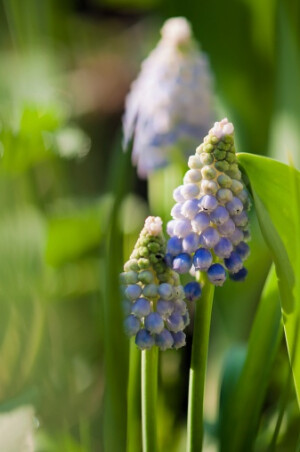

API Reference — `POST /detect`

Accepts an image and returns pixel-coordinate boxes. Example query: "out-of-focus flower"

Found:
[123,17,213,178]
[166,118,251,286]
[120,216,201,350]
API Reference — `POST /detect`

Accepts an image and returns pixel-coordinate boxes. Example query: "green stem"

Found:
[127,339,141,452]
[141,347,159,452]
[187,274,215,452]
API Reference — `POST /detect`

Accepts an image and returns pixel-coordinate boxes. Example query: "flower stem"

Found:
[187,274,215,452]
[126,339,141,452]
[141,346,159,452]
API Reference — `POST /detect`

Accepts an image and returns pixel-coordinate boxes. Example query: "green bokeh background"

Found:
[0,0,299,450]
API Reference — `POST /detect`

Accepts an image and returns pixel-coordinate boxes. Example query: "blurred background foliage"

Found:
[0,0,299,451]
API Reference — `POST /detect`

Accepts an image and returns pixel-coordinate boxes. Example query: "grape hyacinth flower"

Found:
[120,217,201,351]
[167,118,251,286]
[123,17,213,178]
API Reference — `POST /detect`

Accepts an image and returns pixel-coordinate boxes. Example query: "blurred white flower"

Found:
[123,17,213,178]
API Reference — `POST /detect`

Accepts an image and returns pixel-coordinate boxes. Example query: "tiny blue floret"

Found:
[184,281,202,301]
[172,253,192,274]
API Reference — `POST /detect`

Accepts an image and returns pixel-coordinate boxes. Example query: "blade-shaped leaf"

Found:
[237,152,300,406]
[219,265,282,451]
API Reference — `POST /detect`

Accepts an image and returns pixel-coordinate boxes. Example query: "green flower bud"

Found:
[138,270,154,284]
[188,155,202,169]
[201,165,216,180]
[215,160,230,172]
[217,188,233,203]
[200,152,214,165]
[124,259,139,272]
[143,284,158,298]
[231,179,243,194]
[225,152,236,163]
[147,241,160,253]
[213,149,226,160]
[203,143,214,153]
[138,258,150,269]
[201,180,218,195]
[217,174,232,188]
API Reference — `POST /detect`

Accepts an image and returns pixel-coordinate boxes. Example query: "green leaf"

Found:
[237,152,300,406]
[45,195,113,266]
[219,265,282,451]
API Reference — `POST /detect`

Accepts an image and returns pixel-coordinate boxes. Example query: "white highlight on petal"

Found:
[144,216,163,236]
[160,17,192,46]
[209,118,234,139]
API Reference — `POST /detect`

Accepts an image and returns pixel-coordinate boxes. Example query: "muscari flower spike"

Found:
[120,216,201,350]
[166,118,251,286]
[123,17,213,178]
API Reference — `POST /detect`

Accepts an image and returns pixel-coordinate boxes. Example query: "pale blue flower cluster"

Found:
[166,119,251,286]
[123,17,213,178]
[120,217,201,350]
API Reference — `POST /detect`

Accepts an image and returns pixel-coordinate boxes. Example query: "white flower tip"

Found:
[161,17,192,46]
[144,216,163,236]
[209,117,234,139]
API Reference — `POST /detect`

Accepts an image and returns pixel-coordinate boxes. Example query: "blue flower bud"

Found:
[210,206,229,225]
[167,219,177,236]
[124,315,140,336]
[166,312,185,332]
[184,169,202,183]
[158,283,173,300]
[182,233,200,253]
[182,311,190,327]
[171,203,184,219]
[217,218,235,236]
[135,329,155,349]
[172,253,192,274]
[199,194,218,212]
[181,183,200,200]
[193,248,213,271]
[229,228,244,246]
[122,299,132,316]
[214,237,233,258]
[173,186,185,203]
[155,329,174,350]
[226,197,243,216]
[173,219,192,238]
[207,263,226,286]
[125,284,142,301]
[229,267,248,281]
[132,298,151,318]
[145,312,164,334]
[172,331,186,349]
[165,253,174,267]
[184,281,202,301]
[167,236,182,255]
[173,299,187,315]
[224,251,243,273]
[191,212,210,233]
[143,284,158,298]
[200,226,220,248]
[182,199,200,219]
[233,211,248,228]
[173,285,185,298]
[235,241,250,260]
[157,299,174,317]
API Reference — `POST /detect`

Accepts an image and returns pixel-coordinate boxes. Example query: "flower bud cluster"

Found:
[120,217,201,350]
[123,17,213,178]
[167,118,251,286]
